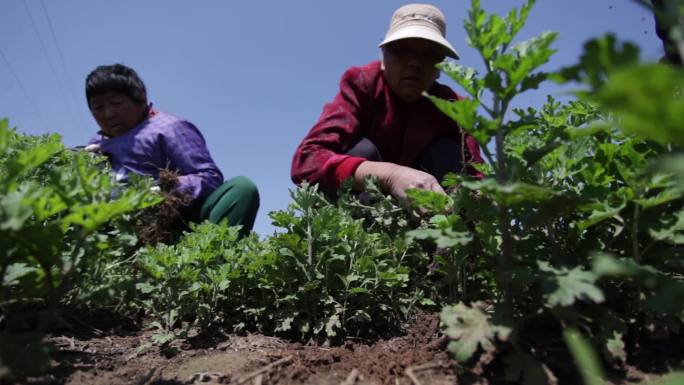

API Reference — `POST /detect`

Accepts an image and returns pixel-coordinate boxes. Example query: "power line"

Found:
[22,0,83,136]
[0,47,50,129]
[39,0,89,137]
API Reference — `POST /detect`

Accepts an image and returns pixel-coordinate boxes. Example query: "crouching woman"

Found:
[84,63,259,236]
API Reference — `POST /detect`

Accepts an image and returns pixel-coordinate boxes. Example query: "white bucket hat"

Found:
[378,3,459,59]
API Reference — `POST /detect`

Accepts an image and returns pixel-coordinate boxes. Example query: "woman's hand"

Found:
[84,144,101,153]
[353,161,445,204]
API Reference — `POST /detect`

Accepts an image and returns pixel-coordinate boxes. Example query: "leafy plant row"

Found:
[409,0,684,382]
[0,125,440,377]
[134,180,437,345]
[0,122,160,376]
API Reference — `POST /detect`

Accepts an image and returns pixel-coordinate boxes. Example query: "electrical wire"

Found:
[39,0,89,136]
[0,47,50,129]
[22,0,83,136]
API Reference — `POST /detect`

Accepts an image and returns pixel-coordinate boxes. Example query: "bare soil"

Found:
[6,312,683,385]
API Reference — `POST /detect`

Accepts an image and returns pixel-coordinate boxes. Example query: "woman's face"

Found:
[382,38,446,103]
[88,92,148,137]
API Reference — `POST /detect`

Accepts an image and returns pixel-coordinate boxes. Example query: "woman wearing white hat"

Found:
[291,4,483,202]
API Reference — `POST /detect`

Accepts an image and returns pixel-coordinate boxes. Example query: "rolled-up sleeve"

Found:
[160,121,224,202]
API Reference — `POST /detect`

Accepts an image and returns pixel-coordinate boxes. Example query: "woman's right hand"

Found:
[353,161,446,204]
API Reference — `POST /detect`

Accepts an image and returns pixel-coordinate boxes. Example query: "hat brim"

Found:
[379,25,459,59]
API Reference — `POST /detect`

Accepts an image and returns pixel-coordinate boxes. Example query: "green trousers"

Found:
[199,176,260,237]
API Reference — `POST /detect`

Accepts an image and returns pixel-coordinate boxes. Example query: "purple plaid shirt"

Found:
[88,109,224,203]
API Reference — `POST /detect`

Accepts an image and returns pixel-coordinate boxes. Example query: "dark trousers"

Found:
[346,137,463,182]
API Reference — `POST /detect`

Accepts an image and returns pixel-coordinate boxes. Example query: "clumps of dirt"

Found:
[136,169,192,246]
[276,312,454,385]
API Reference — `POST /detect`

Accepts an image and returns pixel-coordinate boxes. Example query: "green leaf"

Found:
[441,302,511,362]
[592,253,659,278]
[408,227,472,249]
[636,187,681,210]
[657,155,684,191]
[276,316,295,332]
[408,212,472,249]
[593,64,684,147]
[465,3,508,61]
[464,0,535,63]
[0,190,34,230]
[136,282,156,294]
[563,328,605,385]
[519,72,548,93]
[426,95,480,134]
[420,298,437,307]
[604,331,626,367]
[2,263,38,286]
[494,31,558,98]
[577,201,626,230]
[650,209,684,245]
[62,188,160,231]
[437,62,484,98]
[0,118,9,155]
[539,262,604,307]
[494,182,559,205]
[553,34,640,90]
[466,179,560,206]
[151,332,176,345]
[405,188,452,213]
[3,139,63,183]
[484,71,505,96]
[653,372,684,385]
[350,310,371,323]
[325,314,342,337]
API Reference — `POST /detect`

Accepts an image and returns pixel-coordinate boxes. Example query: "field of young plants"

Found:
[2,1,684,384]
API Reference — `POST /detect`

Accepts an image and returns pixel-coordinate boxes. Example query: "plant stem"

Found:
[480,145,496,169]
[494,95,513,317]
[632,203,640,263]
[39,261,58,335]
[0,262,8,314]
[498,205,514,317]
[493,97,511,181]
[460,261,467,299]
[548,220,561,264]
[495,130,506,182]
[307,215,313,266]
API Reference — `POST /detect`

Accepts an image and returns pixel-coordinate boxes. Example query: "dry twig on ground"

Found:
[235,356,293,385]
[405,362,443,385]
[341,368,359,385]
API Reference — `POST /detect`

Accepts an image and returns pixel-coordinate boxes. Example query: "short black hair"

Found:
[85,64,147,107]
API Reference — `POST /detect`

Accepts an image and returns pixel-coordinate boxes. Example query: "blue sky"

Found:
[0,0,662,236]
